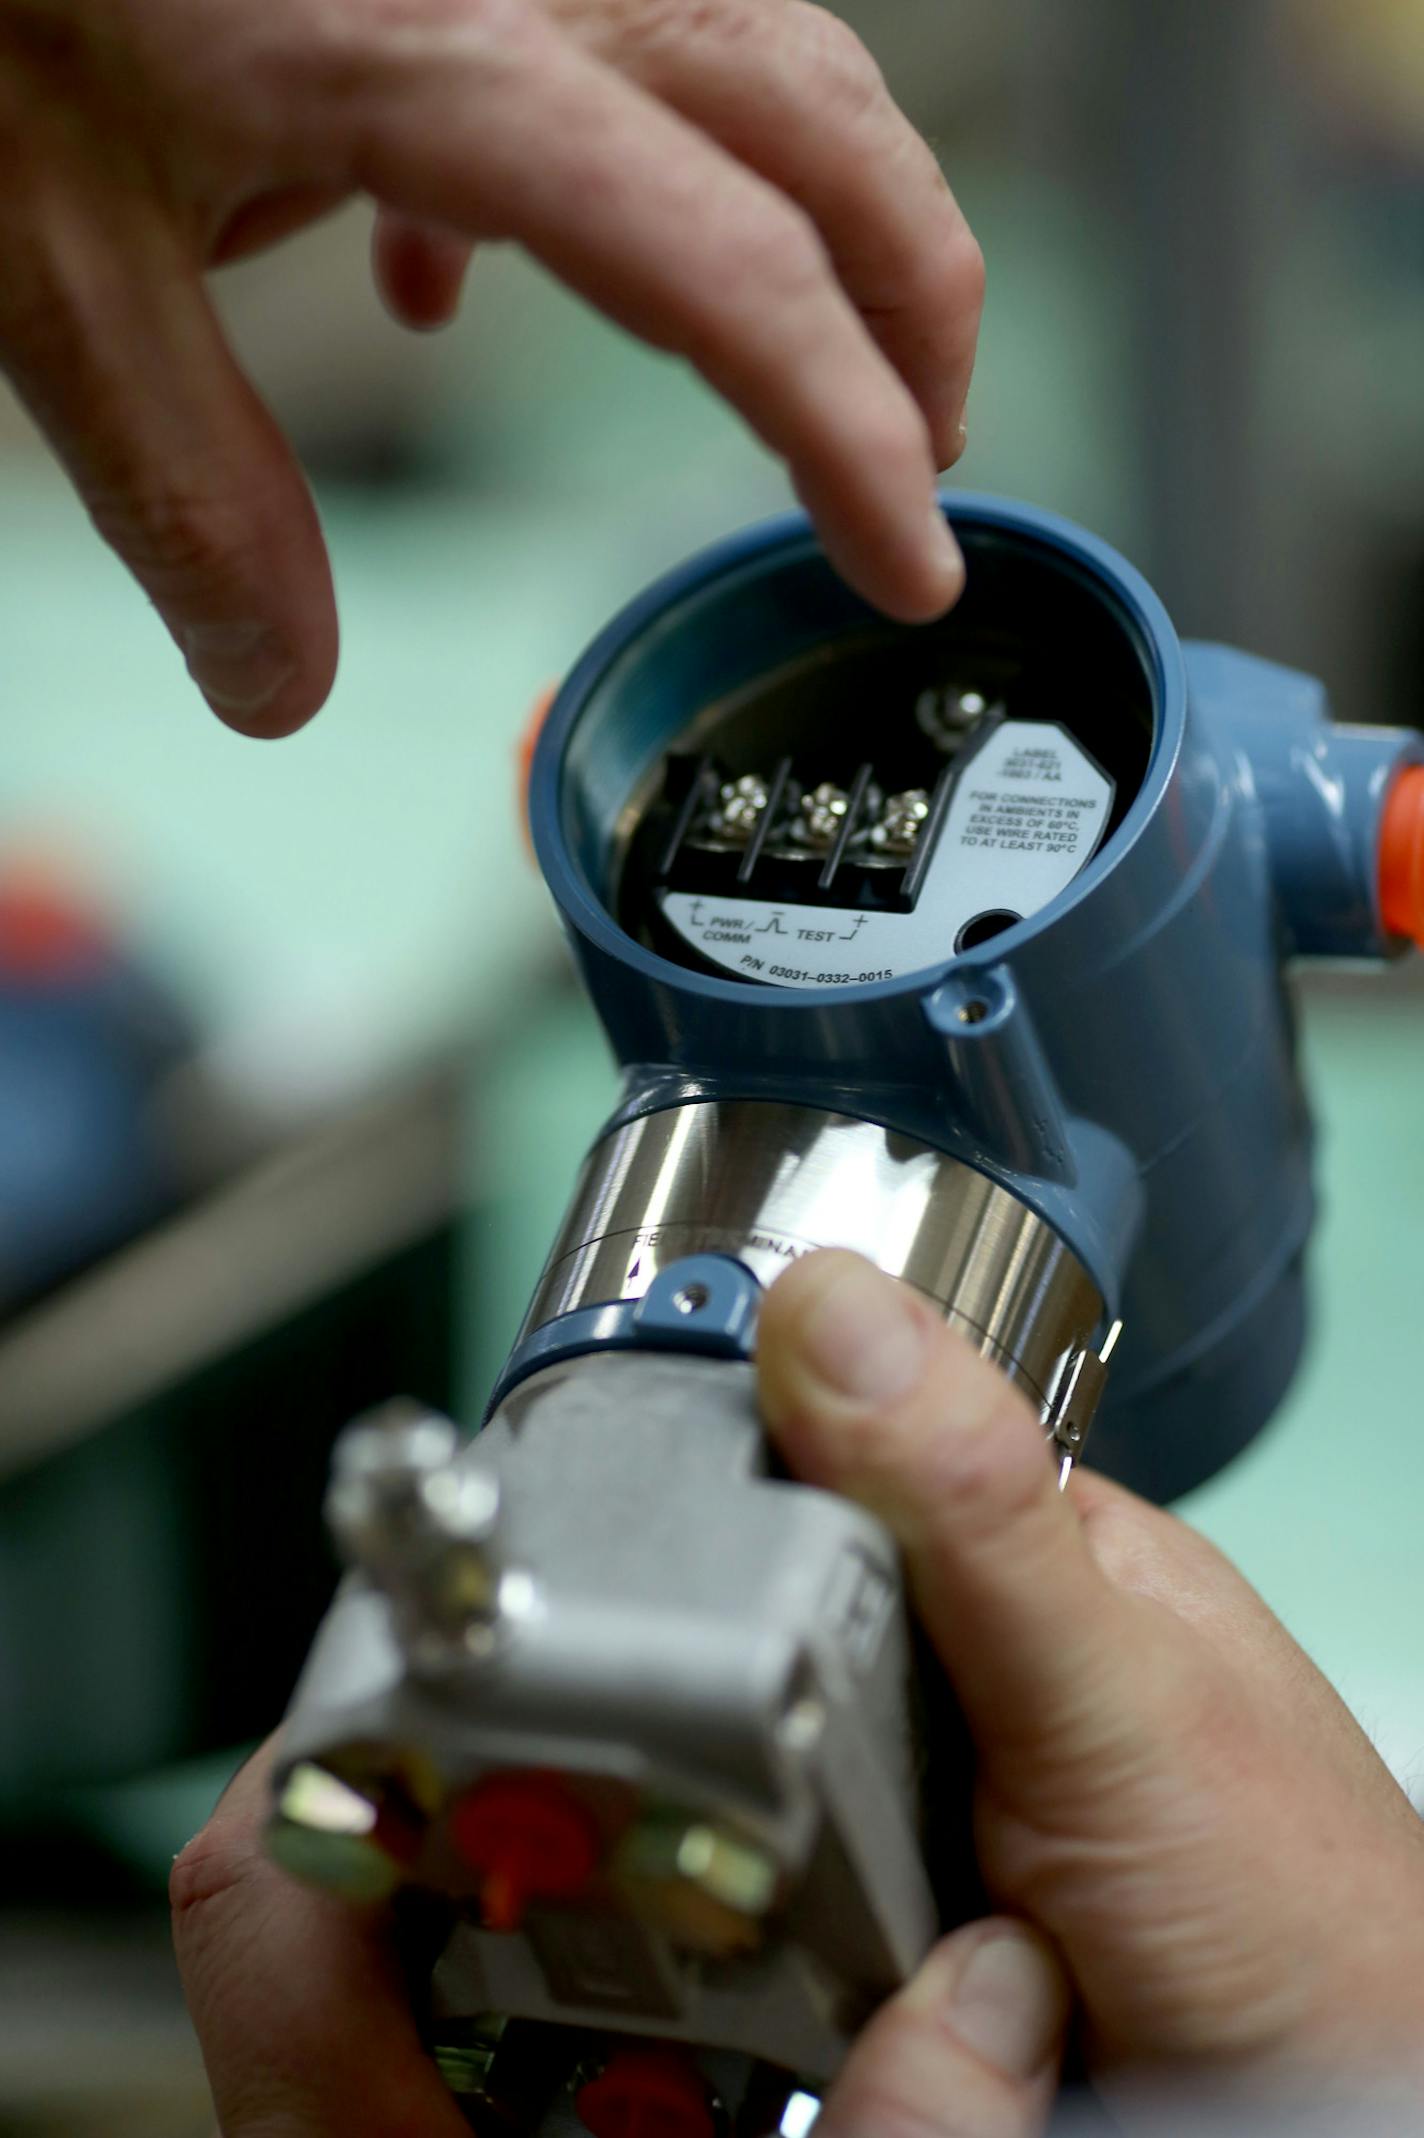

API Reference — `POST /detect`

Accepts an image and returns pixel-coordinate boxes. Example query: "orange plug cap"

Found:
[448,1772,598,1932]
[1380,765,1424,950]
[576,2047,716,2138]
[516,684,558,854]
[0,865,111,983]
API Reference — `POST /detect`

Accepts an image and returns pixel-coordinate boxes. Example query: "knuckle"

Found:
[753,192,826,279]
[361,0,532,44]
[85,478,255,609]
[934,1413,1046,1533]
[824,1393,927,1491]
[833,2075,969,2138]
[169,1819,261,1927]
[299,0,535,129]
[919,1369,1049,1526]
[851,391,933,476]
[834,1997,1015,2138]
[949,226,987,316]
[620,0,758,50]
[607,0,769,66]
[900,219,985,337]
[828,1342,1032,1512]
[787,2,888,126]
[0,246,271,620]
[730,196,831,308]
[0,221,90,373]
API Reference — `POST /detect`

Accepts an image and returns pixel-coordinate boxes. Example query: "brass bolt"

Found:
[614,1813,782,1955]
[433,2044,499,2097]
[264,1763,403,1904]
[672,1824,779,1916]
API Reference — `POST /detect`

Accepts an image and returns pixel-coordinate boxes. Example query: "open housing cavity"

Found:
[606,526,1155,989]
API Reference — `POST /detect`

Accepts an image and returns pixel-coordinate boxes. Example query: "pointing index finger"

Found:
[561,0,986,466]
[334,0,963,619]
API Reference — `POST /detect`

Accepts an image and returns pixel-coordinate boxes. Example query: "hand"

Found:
[173,1740,1070,2135]
[758,1251,1424,2115]
[0,0,981,736]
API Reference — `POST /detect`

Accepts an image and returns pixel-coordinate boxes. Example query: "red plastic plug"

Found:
[576,2047,716,2138]
[447,1772,598,1932]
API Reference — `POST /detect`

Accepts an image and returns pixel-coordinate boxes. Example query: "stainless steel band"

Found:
[521,1100,1109,1426]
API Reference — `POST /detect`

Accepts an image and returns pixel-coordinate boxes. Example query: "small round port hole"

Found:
[954,909,1022,956]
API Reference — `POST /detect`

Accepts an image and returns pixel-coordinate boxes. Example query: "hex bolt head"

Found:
[614,1813,782,1955]
[672,1823,780,1916]
[324,1400,504,1643]
[326,1400,466,1556]
[263,1762,404,1904]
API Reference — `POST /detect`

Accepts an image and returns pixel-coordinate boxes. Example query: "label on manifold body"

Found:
[659,721,1113,990]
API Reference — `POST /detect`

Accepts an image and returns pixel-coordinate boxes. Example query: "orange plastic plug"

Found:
[1380,765,1424,949]
[517,684,558,856]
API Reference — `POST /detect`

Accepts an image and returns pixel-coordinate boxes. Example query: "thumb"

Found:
[2,197,336,736]
[758,1250,1132,1773]
[820,1917,1070,2138]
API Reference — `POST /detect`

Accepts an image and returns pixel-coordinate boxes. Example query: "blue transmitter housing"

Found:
[515,496,1422,1502]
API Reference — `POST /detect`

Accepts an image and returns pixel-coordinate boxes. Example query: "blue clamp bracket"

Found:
[487,1254,762,1415]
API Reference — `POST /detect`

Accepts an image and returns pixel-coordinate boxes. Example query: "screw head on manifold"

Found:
[613,1812,782,1956]
[325,1400,504,1652]
[263,1762,406,1903]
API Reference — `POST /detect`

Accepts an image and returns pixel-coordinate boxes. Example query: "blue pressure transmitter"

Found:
[270,498,1424,2137]
[513,492,1424,1502]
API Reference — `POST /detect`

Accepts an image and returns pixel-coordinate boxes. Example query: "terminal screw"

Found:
[870,789,931,854]
[793,782,851,850]
[916,682,998,751]
[711,773,770,843]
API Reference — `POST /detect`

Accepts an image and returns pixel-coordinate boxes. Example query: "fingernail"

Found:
[922,1928,1069,2081]
[926,505,965,595]
[796,1256,929,1404]
[183,622,297,717]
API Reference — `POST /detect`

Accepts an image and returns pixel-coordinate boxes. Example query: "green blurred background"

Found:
[0,1,1421,2128]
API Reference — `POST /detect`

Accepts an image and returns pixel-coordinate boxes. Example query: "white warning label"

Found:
[660,721,1112,990]
[937,722,1113,919]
